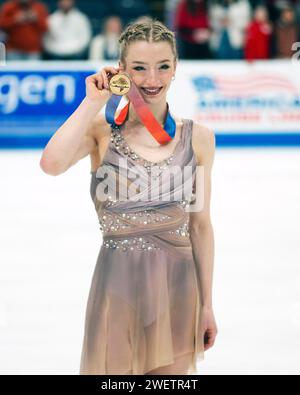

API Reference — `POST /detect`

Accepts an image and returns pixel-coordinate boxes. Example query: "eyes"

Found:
[132,64,170,71]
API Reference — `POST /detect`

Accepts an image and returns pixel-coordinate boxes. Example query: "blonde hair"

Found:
[118,17,178,66]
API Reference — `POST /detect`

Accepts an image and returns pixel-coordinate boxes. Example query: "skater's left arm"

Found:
[189,122,217,351]
[189,122,215,310]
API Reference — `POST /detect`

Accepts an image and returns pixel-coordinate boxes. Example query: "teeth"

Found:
[143,87,161,94]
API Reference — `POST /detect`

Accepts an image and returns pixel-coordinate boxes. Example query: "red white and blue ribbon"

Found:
[105,74,176,145]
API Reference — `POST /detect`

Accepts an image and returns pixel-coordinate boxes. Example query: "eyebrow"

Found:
[132,59,171,64]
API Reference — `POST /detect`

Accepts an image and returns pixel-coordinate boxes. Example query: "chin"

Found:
[144,96,162,103]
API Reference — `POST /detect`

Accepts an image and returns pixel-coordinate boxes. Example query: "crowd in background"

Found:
[0,0,299,61]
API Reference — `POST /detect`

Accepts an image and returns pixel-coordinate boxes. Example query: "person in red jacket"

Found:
[0,0,48,60]
[244,5,273,60]
[174,0,212,59]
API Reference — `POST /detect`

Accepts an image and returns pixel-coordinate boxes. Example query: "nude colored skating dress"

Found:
[79,118,205,374]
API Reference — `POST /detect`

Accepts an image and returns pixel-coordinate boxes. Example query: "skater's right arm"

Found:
[39,66,119,176]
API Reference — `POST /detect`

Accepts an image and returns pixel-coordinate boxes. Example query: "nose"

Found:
[144,68,160,86]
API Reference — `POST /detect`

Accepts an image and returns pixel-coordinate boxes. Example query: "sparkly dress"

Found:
[79,118,205,375]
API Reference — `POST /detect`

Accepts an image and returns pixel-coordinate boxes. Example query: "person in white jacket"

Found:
[42,0,92,60]
[209,0,251,59]
[88,16,122,61]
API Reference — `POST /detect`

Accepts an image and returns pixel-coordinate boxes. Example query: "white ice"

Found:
[0,148,299,374]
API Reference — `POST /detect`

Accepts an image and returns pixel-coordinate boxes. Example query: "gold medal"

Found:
[109,73,131,95]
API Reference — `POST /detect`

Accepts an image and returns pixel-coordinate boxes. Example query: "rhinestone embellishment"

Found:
[168,218,190,237]
[111,126,175,179]
[98,209,172,233]
[103,236,161,251]
[99,208,190,251]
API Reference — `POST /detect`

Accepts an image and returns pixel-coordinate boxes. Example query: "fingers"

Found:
[101,66,119,89]
[203,329,217,351]
[86,66,121,97]
[101,69,109,89]
[86,74,103,91]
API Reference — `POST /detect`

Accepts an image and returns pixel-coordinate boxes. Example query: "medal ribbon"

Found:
[105,73,176,145]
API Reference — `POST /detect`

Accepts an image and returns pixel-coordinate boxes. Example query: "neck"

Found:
[127,100,168,127]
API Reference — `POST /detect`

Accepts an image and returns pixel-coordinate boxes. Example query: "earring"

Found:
[172,75,175,81]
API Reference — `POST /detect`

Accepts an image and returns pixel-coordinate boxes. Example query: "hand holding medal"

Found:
[105,70,176,145]
[85,66,120,102]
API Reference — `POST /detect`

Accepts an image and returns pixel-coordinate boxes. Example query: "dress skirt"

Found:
[79,242,205,375]
[79,118,205,374]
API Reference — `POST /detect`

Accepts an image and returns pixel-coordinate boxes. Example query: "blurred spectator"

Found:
[263,0,300,22]
[174,0,212,59]
[244,5,273,60]
[164,0,182,30]
[275,4,300,57]
[89,16,122,61]
[42,0,92,60]
[0,0,48,60]
[111,0,151,27]
[209,0,251,59]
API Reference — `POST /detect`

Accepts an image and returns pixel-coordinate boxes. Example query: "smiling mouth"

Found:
[141,87,163,96]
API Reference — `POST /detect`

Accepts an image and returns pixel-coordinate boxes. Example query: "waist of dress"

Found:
[101,220,192,253]
[99,205,190,238]
[99,205,192,252]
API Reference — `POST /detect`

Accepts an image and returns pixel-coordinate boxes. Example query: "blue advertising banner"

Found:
[1,60,300,147]
[0,65,95,148]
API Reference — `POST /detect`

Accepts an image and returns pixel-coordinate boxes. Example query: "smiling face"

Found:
[119,40,177,103]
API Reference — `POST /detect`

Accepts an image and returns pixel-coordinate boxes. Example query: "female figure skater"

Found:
[40,18,217,375]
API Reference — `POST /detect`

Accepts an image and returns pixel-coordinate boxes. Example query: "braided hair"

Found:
[118,17,178,66]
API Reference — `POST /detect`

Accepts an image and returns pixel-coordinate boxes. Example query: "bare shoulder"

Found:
[191,120,216,168]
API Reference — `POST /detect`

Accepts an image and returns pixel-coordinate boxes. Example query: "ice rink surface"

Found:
[0,147,300,375]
